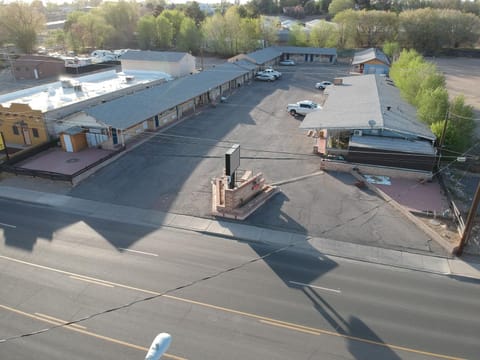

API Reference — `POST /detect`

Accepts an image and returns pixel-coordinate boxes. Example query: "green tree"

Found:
[354,10,398,47]
[100,1,139,48]
[431,96,475,153]
[161,9,186,45]
[156,14,173,48]
[137,15,157,50]
[383,41,400,61]
[45,29,66,52]
[249,0,277,14]
[417,86,449,125]
[304,0,319,15]
[177,17,202,54]
[0,2,45,53]
[333,9,359,48]
[389,49,424,103]
[64,11,85,52]
[328,0,355,16]
[308,20,339,47]
[240,2,260,18]
[184,1,205,26]
[439,9,480,48]
[390,49,475,152]
[399,8,444,54]
[225,6,242,54]
[288,23,308,46]
[238,17,260,53]
[259,15,279,47]
[77,12,113,50]
[202,13,228,55]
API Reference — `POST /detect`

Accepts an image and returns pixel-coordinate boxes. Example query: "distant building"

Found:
[13,55,65,80]
[229,46,337,66]
[0,70,169,151]
[351,48,390,75]
[120,50,196,78]
[0,103,49,148]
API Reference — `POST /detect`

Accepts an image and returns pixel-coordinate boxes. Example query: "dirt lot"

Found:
[430,57,480,140]
[430,57,480,255]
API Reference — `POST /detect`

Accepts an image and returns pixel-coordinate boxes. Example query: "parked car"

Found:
[279,59,295,66]
[287,100,321,116]
[258,68,282,79]
[255,73,276,82]
[315,81,333,90]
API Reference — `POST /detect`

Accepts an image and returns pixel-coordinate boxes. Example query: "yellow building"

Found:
[0,104,49,148]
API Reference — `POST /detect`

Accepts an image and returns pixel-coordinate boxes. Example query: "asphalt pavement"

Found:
[0,184,479,280]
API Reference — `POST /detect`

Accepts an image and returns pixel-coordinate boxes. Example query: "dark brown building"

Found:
[13,55,65,80]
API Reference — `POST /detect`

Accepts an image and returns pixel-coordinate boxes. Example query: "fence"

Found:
[1,145,125,184]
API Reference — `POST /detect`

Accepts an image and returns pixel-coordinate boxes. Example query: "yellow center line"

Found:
[0,254,466,360]
[260,320,321,336]
[69,275,114,287]
[0,304,186,360]
[34,312,87,329]
[260,318,465,360]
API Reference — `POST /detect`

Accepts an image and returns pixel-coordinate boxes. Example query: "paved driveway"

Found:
[67,63,446,255]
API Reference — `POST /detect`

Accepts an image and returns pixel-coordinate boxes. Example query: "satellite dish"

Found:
[368,119,376,128]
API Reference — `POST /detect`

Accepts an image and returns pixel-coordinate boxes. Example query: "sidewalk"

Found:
[0,185,479,280]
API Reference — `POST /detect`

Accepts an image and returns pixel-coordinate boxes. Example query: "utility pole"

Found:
[456,180,480,256]
[437,106,450,169]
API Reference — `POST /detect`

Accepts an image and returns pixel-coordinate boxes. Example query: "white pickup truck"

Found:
[257,68,282,79]
[287,100,321,116]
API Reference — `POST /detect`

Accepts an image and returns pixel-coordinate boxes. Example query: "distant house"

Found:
[351,48,390,75]
[229,46,337,68]
[120,50,196,78]
[13,55,65,80]
[300,74,437,173]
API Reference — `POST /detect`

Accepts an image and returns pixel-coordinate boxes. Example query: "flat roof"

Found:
[0,70,170,113]
[300,74,435,141]
[350,135,436,155]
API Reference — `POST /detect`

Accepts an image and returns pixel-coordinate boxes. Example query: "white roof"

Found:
[0,70,170,113]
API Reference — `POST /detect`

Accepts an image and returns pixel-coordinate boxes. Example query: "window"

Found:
[32,128,39,138]
[12,125,19,135]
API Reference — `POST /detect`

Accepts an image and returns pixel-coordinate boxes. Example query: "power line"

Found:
[1,136,478,344]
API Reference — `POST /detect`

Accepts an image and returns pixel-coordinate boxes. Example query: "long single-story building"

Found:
[300,74,437,173]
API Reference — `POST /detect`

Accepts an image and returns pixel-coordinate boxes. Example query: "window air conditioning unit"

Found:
[353,130,362,136]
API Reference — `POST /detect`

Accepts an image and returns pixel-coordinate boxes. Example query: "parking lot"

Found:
[65,62,445,255]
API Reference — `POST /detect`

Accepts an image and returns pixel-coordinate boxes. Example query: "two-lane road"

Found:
[1,199,479,359]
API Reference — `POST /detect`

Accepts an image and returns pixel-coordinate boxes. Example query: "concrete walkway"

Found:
[0,185,479,280]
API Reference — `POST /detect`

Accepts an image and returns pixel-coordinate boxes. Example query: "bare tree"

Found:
[0,2,45,53]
